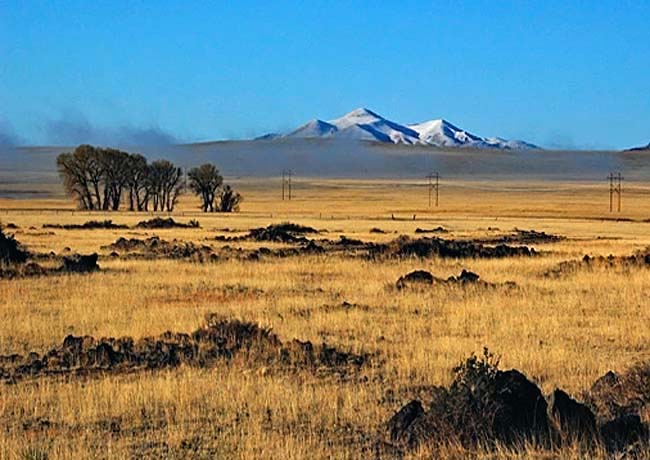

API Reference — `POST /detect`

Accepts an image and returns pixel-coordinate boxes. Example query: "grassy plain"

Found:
[2,178,650,459]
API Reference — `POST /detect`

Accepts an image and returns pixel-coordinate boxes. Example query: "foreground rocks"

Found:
[478,228,565,245]
[546,250,650,277]
[0,315,369,383]
[135,217,200,229]
[215,222,319,243]
[385,351,650,455]
[0,226,28,264]
[372,236,536,259]
[103,236,214,262]
[396,269,512,290]
[1,227,99,278]
[43,220,128,230]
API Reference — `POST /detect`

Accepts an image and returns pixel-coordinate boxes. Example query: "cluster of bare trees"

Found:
[187,164,242,212]
[57,145,242,213]
[57,145,183,211]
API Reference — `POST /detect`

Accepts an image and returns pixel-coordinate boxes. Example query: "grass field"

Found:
[1,178,650,459]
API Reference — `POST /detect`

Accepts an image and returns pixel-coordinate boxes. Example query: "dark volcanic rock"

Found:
[375,236,535,260]
[396,270,435,289]
[415,227,448,234]
[43,220,128,230]
[547,388,597,443]
[452,269,480,283]
[0,316,369,383]
[60,254,100,273]
[0,227,28,264]
[490,370,550,444]
[600,414,648,452]
[387,400,425,446]
[135,218,199,229]
[386,358,550,449]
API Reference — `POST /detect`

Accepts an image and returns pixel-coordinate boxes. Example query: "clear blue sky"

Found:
[1,0,649,149]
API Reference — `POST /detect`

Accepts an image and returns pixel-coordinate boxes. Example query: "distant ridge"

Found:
[625,142,650,152]
[257,107,539,150]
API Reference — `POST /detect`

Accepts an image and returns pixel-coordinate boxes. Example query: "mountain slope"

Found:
[263,108,539,149]
[625,142,650,152]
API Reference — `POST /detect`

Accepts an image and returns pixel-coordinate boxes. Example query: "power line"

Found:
[608,172,623,212]
[425,172,439,207]
[282,169,293,201]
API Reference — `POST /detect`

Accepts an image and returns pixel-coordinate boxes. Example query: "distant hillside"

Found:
[4,139,650,187]
[625,142,650,152]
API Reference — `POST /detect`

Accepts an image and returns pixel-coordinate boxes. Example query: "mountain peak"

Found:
[344,107,381,118]
[258,108,540,150]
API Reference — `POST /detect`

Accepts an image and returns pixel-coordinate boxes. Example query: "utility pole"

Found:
[608,172,623,212]
[282,169,293,201]
[425,172,439,207]
[288,170,292,200]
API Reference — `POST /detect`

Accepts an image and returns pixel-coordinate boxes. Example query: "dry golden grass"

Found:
[1,179,650,459]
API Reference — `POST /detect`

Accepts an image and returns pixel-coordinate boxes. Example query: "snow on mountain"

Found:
[261,108,539,149]
[288,119,337,137]
[408,119,484,147]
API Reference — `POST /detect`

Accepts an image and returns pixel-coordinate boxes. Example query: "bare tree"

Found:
[57,145,102,210]
[126,154,150,211]
[188,164,223,212]
[149,160,184,212]
[100,148,130,210]
[58,146,183,212]
[218,184,242,212]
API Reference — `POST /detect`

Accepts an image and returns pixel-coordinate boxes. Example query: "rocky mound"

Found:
[415,227,448,234]
[396,269,490,289]
[480,229,565,245]
[216,222,319,244]
[545,250,650,277]
[0,315,369,383]
[0,252,100,279]
[102,236,213,262]
[135,217,200,229]
[373,236,535,259]
[0,226,28,264]
[384,350,649,455]
[43,220,128,230]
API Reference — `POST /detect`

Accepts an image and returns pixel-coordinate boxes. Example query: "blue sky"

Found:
[1,0,649,149]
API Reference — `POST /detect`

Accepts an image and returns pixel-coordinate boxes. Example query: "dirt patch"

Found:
[0,314,369,383]
[102,237,214,262]
[43,220,128,230]
[135,217,200,229]
[384,350,649,455]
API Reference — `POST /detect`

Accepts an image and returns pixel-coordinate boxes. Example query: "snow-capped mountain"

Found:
[260,108,539,149]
